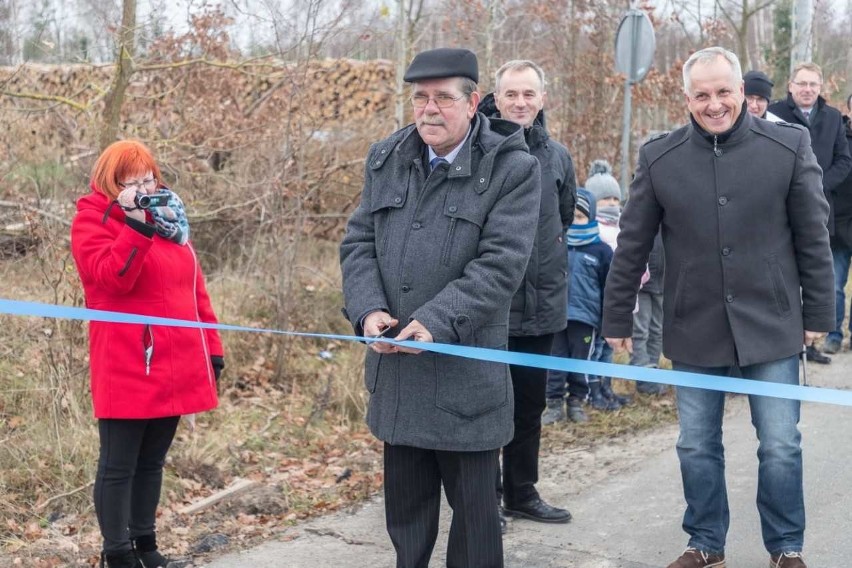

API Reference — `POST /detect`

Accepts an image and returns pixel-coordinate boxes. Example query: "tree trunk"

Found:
[99,0,137,151]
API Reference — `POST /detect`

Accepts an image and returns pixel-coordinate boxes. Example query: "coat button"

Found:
[401,285,411,293]
[455,166,462,171]
[725,294,734,303]
[412,222,421,229]
[721,247,731,256]
[480,178,485,183]
[394,197,402,204]
[448,206,457,213]
[718,196,728,205]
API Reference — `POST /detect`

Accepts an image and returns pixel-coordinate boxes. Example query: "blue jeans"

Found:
[672,355,803,556]
[831,246,852,339]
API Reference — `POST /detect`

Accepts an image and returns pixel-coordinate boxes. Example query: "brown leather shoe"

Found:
[666,547,726,568]
[770,552,807,568]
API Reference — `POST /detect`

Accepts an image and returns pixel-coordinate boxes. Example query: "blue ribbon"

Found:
[2,298,851,407]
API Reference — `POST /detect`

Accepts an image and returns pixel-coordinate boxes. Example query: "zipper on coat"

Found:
[189,244,215,389]
[713,135,722,157]
[142,324,154,376]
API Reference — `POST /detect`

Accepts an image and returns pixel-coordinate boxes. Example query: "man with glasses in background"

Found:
[770,63,852,359]
[340,47,542,567]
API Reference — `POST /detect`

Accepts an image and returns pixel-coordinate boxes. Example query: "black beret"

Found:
[743,70,773,102]
[403,48,479,84]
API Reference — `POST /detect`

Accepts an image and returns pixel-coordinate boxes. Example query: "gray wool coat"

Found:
[602,110,835,367]
[340,113,542,452]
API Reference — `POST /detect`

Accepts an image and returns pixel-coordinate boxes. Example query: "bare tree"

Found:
[715,0,777,70]
[394,0,425,128]
[98,0,135,150]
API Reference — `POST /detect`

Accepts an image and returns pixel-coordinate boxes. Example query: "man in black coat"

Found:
[478,59,576,530]
[604,47,833,568]
[769,63,852,358]
[826,94,852,353]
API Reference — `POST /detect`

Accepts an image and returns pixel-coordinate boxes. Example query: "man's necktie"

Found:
[430,156,448,171]
[803,111,810,123]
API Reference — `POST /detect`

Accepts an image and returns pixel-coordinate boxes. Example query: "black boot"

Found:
[601,376,632,406]
[132,534,169,568]
[588,381,620,410]
[101,550,143,568]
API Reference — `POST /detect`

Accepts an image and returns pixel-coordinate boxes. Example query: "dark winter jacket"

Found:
[340,113,542,451]
[603,107,834,367]
[830,115,852,248]
[567,241,613,330]
[769,94,852,234]
[478,93,577,337]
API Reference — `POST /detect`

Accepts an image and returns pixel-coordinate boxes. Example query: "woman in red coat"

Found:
[71,140,224,568]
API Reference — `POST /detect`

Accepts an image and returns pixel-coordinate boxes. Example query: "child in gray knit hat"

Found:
[584,160,622,250]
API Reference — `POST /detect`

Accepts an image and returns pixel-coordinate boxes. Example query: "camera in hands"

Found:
[134,192,171,209]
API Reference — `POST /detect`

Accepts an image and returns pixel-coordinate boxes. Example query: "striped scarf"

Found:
[567,221,601,247]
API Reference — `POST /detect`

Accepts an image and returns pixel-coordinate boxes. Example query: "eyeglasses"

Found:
[410,93,465,109]
[792,81,821,89]
[118,177,157,191]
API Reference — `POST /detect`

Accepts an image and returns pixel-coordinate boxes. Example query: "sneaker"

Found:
[805,345,831,364]
[822,334,842,354]
[541,398,566,425]
[566,398,588,423]
[666,547,726,568]
[770,551,806,568]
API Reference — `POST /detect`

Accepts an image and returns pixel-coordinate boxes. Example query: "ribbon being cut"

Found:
[1,298,850,407]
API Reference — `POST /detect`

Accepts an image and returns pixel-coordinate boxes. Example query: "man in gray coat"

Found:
[478,59,575,528]
[603,47,833,568]
[340,48,542,568]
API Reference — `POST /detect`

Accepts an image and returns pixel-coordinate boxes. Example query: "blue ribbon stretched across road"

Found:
[2,298,852,407]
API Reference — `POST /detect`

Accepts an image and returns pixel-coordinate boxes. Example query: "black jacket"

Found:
[830,115,852,248]
[603,108,834,367]
[478,93,577,337]
[769,94,852,234]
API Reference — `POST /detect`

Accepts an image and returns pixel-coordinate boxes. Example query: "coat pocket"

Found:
[440,202,487,266]
[369,186,408,257]
[435,323,509,419]
[766,255,792,319]
[364,351,382,394]
[672,263,690,324]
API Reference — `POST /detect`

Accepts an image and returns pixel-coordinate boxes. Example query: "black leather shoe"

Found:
[503,497,572,523]
[499,509,508,535]
[806,345,831,364]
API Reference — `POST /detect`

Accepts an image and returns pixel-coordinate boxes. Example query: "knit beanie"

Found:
[575,188,596,221]
[585,160,621,202]
[743,70,773,102]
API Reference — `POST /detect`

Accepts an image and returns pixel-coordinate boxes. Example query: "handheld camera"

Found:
[134,192,170,209]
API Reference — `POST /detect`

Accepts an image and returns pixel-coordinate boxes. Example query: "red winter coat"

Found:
[71,191,222,419]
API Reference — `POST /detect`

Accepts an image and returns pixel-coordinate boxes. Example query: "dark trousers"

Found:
[94,416,180,553]
[497,333,554,506]
[546,321,595,400]
[384,443,503,568]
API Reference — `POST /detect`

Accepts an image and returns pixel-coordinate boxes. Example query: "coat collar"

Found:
[688,101,751,147]
[372,112,528,192]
